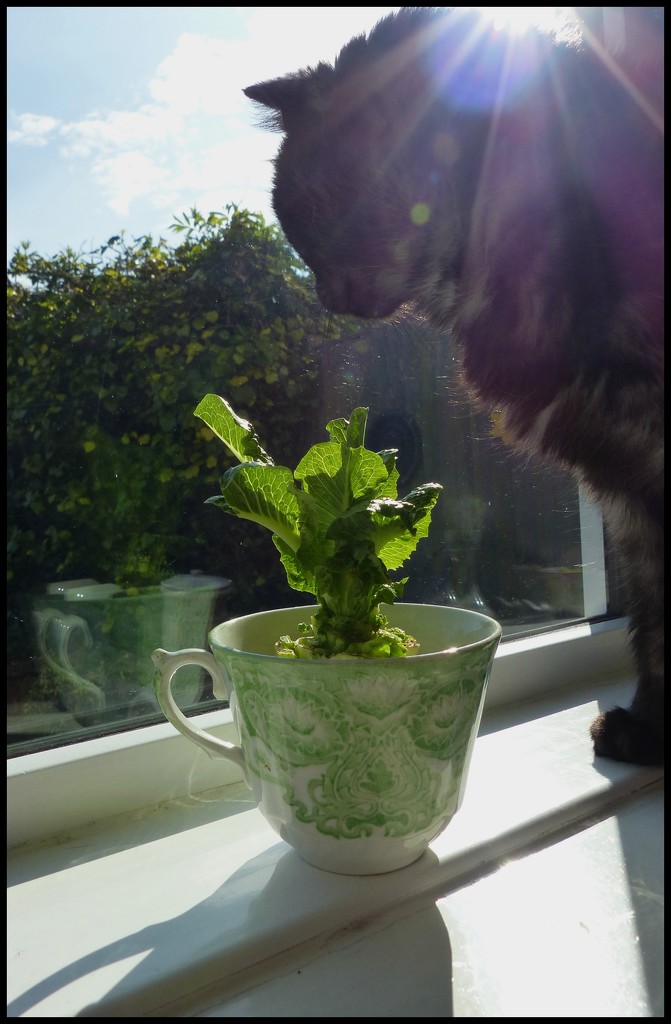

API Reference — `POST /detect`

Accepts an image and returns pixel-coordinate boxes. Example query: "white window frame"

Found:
[8,612,634,849]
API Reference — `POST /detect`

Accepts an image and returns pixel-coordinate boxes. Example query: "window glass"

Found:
[7,8,624,756]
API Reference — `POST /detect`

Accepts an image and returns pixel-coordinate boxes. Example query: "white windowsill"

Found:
[7,618,664,1017]
[7,616,633,848]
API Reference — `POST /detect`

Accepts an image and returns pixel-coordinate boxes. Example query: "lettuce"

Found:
[194,395,442,658]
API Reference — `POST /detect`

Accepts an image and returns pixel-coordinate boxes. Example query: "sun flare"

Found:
[474,7,574,37]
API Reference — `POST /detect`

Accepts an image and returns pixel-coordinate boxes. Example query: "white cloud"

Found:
[241,6,400,74]
[9,28,267,221]
[91,152,175,217]
[59,105,182,159]
[148,34,251,117]
[8,9,399,230]
[7,112,61,146]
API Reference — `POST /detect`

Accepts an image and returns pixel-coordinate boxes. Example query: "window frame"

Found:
[8,613,634,849]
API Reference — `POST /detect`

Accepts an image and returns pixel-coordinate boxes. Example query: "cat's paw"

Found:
[590,707,664,766]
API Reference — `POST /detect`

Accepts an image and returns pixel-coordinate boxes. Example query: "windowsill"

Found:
[8,634,664,1017]
[6,616,635,848]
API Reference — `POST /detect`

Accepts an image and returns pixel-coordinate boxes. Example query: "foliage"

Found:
[7,205,349,660]
[194,396,442,658]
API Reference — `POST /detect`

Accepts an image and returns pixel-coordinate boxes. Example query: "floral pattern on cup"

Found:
[152,604,501,874]
[223,651,488,841]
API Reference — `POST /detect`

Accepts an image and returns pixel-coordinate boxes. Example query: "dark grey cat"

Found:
[244,7,664,765]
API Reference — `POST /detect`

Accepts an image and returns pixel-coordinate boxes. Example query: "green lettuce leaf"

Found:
[193,395,443,658]
[194,394,273,464]
[205,463,304,552]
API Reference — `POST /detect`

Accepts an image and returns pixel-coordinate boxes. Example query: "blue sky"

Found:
[7,7,399,263]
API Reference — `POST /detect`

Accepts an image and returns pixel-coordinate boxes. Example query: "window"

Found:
[7,7,626,758]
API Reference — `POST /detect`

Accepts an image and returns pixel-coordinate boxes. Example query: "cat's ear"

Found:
[244,64,335,133]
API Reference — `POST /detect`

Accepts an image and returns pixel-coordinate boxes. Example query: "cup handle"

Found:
[33,608,106,714]
[151,648,247,778]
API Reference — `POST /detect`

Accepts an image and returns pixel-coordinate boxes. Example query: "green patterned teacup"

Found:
[152,603,501,875]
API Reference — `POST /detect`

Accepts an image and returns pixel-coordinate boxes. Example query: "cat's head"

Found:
[244,9,483,320]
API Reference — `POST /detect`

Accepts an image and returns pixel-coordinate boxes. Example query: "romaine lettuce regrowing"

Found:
[194,395,442,658]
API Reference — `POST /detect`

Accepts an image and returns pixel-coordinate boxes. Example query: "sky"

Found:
[7,7,574,267]
[7,7,399,264]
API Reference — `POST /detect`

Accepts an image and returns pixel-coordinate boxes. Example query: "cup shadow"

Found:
[8,843,454,1018]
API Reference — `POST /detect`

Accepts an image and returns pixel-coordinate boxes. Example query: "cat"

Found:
[244,7,664,766]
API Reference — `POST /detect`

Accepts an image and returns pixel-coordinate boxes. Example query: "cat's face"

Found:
[267,107,429,320]
[245,16,475,320]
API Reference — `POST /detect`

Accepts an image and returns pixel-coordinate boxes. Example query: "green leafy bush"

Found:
[7,206,350,660]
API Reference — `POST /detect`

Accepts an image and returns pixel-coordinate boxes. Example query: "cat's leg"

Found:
[590,704,663,765]
[590,615,664,765]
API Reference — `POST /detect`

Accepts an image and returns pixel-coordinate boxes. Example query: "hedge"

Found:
[7,206,353,661]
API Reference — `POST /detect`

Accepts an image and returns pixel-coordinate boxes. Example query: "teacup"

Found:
[152,603,501,875]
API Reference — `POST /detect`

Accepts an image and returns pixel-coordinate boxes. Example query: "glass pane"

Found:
[7,8,625,756]
[7,293,619,755]
[314,319,596,631]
